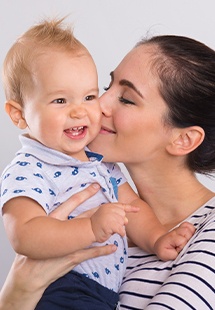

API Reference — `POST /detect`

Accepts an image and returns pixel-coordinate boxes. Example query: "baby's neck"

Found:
[70,151,90,162]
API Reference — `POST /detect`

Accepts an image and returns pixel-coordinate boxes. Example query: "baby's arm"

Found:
[2,194,138,260]
[118,182,195,261]
[2,196,96,259]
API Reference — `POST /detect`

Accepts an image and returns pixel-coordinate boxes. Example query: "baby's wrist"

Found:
[89,218,97,243]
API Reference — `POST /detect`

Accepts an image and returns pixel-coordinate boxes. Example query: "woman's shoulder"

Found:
[120,199,215,309]
[188,196,215,229]
[125,196,215,268]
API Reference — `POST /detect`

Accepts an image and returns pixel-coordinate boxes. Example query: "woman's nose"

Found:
[99,92,113,117]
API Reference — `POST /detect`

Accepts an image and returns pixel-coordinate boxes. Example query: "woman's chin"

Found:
[88,136,109,153]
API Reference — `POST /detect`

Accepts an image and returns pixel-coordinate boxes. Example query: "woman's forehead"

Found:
[113,45,157,89]
[115,45,154,74]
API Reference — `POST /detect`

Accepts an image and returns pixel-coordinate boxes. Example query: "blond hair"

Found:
[2,17,88,105]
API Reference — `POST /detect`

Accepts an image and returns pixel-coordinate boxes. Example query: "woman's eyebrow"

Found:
[110,71,143,98]
[119,79,143,98]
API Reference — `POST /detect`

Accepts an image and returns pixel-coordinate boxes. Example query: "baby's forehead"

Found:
[30,46,91,69]
[30,48,98,86]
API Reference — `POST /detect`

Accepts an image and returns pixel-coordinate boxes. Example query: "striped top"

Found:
[119,196,215,309]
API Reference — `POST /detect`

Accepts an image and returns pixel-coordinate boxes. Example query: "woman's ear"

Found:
[5,100,27,129]
[166,126,205,156]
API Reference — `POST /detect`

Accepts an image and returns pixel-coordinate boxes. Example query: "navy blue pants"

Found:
[35,270,119,310]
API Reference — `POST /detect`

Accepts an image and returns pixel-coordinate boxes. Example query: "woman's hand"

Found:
[0,244,116,310]
[50,183,101,220]
[0,184,116,310]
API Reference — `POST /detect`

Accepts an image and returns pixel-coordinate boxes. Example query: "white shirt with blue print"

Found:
[0,134,128,292]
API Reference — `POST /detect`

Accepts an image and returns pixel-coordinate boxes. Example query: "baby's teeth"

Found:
[72,126,83,131]
[71,131,79,136]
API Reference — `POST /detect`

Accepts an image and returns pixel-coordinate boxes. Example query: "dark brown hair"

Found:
[136,35,215,174]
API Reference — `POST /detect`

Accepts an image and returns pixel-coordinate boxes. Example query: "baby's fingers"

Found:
[121,204,140,213]
[176,222,195,241]
[119,204,140,226]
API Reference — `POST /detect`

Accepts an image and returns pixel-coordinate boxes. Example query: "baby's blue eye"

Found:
[52,98,66,104]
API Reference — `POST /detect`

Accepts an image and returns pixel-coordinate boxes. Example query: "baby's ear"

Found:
[5,100,27,129]
[166,126,205,156]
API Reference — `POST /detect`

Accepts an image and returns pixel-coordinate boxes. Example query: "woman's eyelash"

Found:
[118,96,135,105]
[103,86,135,105]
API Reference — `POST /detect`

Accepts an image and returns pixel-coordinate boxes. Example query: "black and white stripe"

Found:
[119,198,215,309]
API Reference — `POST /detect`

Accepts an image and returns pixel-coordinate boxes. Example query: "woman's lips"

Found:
[100,126,116,134]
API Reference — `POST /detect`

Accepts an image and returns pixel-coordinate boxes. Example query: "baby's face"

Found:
[22,50,101,161]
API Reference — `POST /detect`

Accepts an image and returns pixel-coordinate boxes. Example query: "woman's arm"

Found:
[0,246,116,310]
[118,182,195,261]
[0,184,116,310]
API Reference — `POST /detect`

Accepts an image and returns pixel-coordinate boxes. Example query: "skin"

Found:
[9,50,101,161]
[90,47,172,165]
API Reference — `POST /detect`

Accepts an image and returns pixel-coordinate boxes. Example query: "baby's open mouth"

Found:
[64,126,87,136]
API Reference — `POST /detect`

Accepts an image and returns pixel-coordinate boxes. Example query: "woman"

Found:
[1,34,215,309]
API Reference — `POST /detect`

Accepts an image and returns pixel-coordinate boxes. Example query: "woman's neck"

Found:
[126,163,214,230]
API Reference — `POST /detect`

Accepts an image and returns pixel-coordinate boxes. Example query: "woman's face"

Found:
[89,45,173,165]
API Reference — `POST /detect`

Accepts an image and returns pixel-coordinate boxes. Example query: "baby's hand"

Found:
[154,222,195,261]
[90,203,139,243]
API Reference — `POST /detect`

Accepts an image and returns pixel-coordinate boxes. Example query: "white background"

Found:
[1,0,215,288]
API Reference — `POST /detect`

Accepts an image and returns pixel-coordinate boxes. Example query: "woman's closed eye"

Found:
[118,96,135,105]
